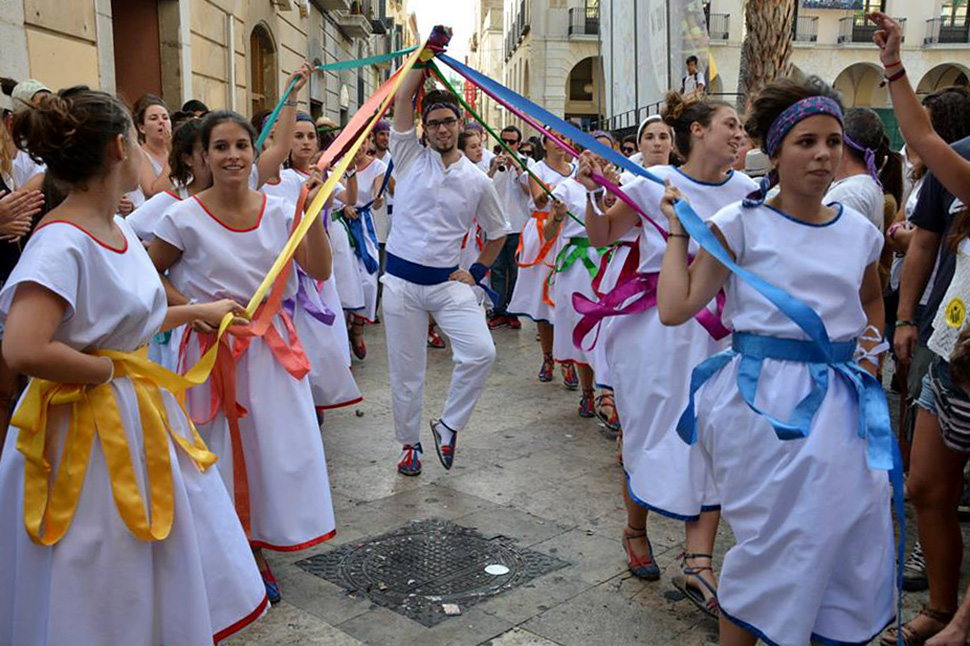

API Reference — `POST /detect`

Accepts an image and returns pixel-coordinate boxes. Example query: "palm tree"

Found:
[736,0,796,107]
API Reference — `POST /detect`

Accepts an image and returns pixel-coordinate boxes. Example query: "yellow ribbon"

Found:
[14,348,216,546]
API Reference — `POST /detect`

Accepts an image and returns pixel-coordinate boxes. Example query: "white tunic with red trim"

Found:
[263,168,361,409]
[0,217,266,646]
[155,194,336,550]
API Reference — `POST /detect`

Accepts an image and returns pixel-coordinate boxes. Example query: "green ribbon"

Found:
[553,238,609,278]
[317,46,418,72]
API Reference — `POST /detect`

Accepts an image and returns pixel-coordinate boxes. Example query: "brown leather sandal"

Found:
[880,605,955,646]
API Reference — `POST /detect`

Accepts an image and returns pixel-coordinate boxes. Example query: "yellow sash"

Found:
[13,347,216,546]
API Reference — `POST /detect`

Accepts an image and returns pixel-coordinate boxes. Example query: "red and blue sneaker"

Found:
[431,419,457,470]
[397,443,423,476]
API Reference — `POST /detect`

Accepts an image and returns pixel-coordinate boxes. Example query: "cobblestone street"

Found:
[224,319,954,646]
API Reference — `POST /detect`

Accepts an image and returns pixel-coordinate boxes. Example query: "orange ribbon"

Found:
[516,211,557,269]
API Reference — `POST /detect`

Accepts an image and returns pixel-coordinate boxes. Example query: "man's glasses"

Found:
[425,117,458,130]
[622,145,636,155]
[501,138,519,145]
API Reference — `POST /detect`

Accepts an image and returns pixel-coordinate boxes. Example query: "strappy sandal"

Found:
[622,526,661,580]
[579,389,596,418]
[561,362,578,390]
[538,353,554,382]
[595,392,622,437]
[672,552,719,619]
[427,324,445,349]
[880,605,955,646]
[350,319,367,360]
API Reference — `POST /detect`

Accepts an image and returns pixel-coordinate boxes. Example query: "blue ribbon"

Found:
[347,160,394,275]
[672,199,905,631]
[438,54,664,190]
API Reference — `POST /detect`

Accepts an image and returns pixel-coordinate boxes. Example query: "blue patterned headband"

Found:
[764,96,843,158]
[745,96,845,208]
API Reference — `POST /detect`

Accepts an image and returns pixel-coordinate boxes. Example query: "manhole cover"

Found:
[296,518,569,626]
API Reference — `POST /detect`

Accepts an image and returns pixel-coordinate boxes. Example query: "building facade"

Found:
[600,0,970,132]
[467,0,504,130]
[0,0,418,123]
[499,0,604,132]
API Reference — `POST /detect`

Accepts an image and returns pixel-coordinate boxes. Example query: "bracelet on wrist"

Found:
[668,232,689,239]
[283,100,298,107]
[882,68,906,86]
[100,357,115,385]
[884,59,903,69]
[895,319,917,329]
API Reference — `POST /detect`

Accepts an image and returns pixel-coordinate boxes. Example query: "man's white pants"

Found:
[381,273,497,446]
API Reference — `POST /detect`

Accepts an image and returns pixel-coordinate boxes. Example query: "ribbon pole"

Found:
[255,77,298,152]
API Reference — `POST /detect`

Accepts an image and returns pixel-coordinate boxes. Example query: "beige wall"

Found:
[20,0,101,91]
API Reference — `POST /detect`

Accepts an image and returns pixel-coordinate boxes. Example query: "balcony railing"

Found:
[925,17,970,44]
[794,15,818,42]
[707,13,729,40]
[568,6,599,37]
[505,0,530,60]
[839,15,905,44]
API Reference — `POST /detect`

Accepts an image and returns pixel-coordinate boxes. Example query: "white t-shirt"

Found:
[492,164,532,232]
[354,158,388,207]
[824,174,885,231]
[712,201,883,342]
[682,71,705,94]
[387,127,510,268]
[127,188,187,243]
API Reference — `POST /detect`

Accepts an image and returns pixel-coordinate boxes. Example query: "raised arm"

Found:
[393,67,426,133]
[656,182,731,325]
[869,12,970,207]
[256,63,312,188]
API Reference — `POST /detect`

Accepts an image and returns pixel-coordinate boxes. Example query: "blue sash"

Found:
[348,160,394,275]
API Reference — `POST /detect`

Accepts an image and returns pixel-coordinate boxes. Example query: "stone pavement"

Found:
[226,319,952,646]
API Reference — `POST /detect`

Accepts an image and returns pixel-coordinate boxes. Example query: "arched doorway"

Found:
[833,63,886,108]
[917,63,970,95]
[250,24,278,116]
[565,56,604,129]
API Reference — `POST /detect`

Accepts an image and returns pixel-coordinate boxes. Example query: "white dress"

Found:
[0,218,266,646]
[609,166,757,519]
[695,201,893,645]
[550,178,605,366]
[507,160,576,323]
[351,158,388,322]
[262,169,361,410]
[155,194,337,550]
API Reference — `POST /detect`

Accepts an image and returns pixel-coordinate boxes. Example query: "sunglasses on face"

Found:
[501,138,519,145]
[622,146,636,154]
[425,117,458,130]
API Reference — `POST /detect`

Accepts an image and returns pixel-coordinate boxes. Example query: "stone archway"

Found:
[833,62,886,108]
[250,23,278,116]
[564,56,604,127]
[917,63,970,94]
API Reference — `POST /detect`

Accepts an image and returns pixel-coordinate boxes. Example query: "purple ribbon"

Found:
[284,270,336,326]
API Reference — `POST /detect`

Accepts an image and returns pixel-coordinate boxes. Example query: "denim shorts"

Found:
[918,357,970,453]
[916,367,937,415]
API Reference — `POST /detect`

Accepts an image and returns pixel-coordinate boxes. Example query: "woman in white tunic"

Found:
[260,113,362,414]
[125,95,172,210]
[0,87,266,646]
[656,77,894,646]
[128,119,212,372]
[148,106,336,606]
[549,132,618,418]
[346,145,388,358]
[507,135,577,387]
[587,117,675,435]
[583,93,755,617]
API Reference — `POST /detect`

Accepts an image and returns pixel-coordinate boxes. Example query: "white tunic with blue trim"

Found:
[696,201,894,646]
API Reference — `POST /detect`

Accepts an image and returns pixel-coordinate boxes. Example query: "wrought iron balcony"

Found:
[794,15,818,43]
[925,17,970,45]
[568,6,599,37]
[839,15,904,44]
[707,13,729,40]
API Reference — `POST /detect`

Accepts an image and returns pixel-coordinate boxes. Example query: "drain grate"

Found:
[296,518,569,626]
